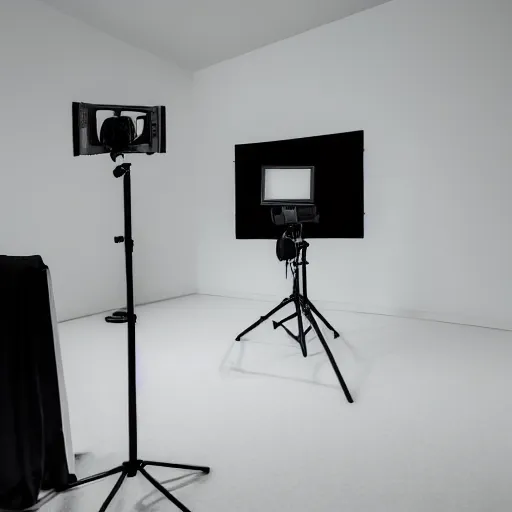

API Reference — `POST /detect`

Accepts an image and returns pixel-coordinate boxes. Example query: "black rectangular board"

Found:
[235,130,364,239]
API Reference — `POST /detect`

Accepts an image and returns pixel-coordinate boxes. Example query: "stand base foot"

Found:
[143,460,211,474]
[61,459,210,512]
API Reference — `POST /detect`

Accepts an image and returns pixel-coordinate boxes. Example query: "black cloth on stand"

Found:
[0,255,73,510]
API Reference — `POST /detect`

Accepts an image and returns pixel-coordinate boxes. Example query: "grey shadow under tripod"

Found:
[235,228,354,403]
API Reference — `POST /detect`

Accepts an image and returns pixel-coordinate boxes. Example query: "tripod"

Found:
[235,226,353,403]
[60,161,210,511]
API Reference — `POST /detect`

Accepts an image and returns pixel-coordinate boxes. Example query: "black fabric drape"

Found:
[0,255,72,510]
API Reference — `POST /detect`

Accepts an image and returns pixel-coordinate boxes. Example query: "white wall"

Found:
[0,0,196,321]
[193,0,512,329]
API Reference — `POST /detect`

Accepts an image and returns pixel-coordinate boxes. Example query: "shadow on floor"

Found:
[133,472,207,512]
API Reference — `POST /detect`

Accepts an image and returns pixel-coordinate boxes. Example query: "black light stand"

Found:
[235,226,354,403]
[61,161,211,511]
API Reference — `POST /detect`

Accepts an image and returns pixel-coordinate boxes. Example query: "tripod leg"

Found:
[272,311,298,329]
[304,308,353,403]
[139,466,193,512]
[143,461,210,474]
[281,324,300,343]
[306,298,340,338]
[235,297,294,341]
[63,465,124,491]
[294,297,307,357]
[98,470,128,512]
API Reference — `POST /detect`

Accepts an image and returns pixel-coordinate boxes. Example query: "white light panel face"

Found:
[262,167,313,203]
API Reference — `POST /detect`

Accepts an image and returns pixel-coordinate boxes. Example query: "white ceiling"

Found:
[38,0,392,71]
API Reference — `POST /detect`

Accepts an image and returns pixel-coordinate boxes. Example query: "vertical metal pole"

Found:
[123,171,137,465]
[294,225,307,356]
[301,242,308,300]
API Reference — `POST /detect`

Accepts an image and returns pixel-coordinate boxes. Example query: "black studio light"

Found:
[235,164,354,403]
[260,164,320,227]
[72,102,166,160]
[60,102,211,512]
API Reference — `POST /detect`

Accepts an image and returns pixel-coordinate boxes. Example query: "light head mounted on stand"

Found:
[272,206,318,262]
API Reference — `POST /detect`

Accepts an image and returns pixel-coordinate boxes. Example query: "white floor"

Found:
[42,294,512,512]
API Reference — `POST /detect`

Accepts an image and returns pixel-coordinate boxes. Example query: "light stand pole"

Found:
[235,224,353,403]
[61,161,211,512]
